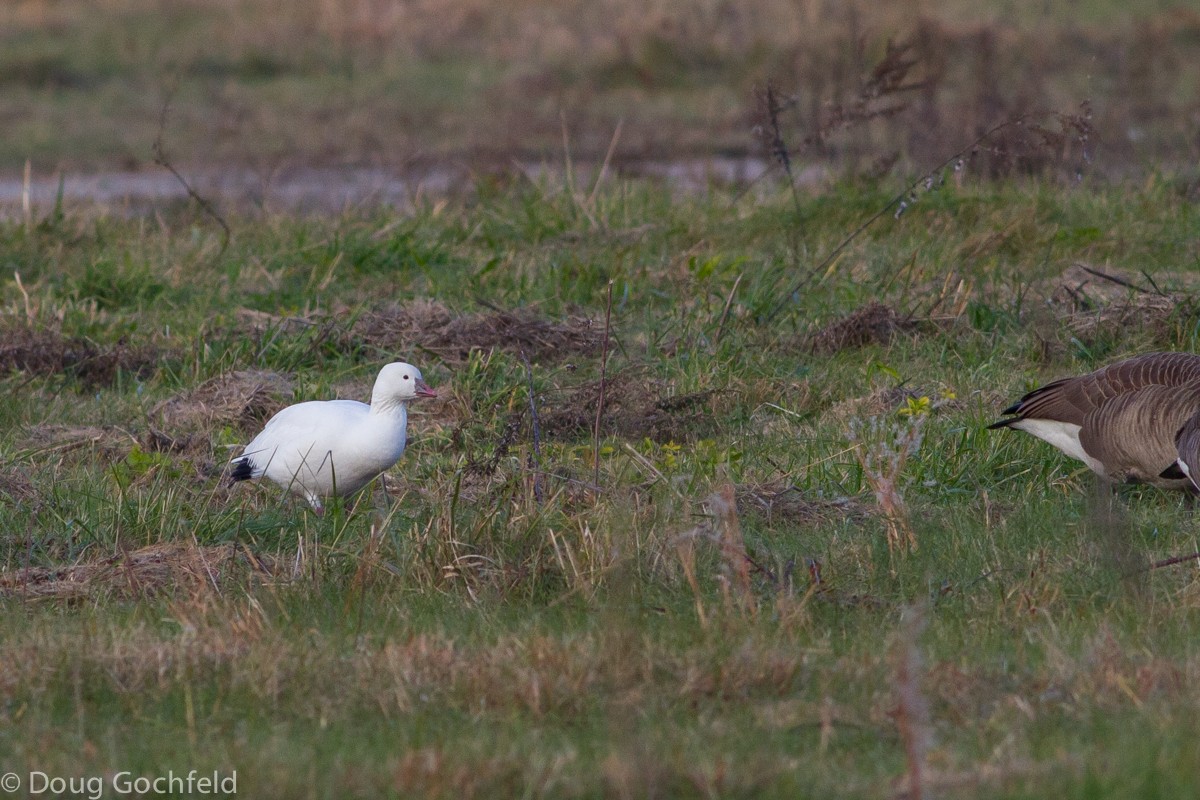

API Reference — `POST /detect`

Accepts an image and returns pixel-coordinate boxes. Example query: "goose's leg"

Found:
[307,494,325,516]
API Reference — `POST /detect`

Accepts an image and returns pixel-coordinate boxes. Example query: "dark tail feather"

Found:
[228,458,255,485]
[987,417,1018,430]
[1159,463,1187,481]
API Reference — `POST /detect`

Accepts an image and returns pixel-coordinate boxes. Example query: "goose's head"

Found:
[373,362,437,405]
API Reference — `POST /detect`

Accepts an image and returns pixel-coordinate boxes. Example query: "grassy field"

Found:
[3,1,1200,799]
[1,165,1200,798]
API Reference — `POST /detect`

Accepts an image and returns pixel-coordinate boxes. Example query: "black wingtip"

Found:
[987,418,1016,430]
[228,458,254,484]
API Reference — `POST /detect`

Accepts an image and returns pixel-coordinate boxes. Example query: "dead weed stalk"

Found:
[890,603,931,800]
[674,481,761,624]
[848,412,925,558]
[760,34,1095,323]
[592,280,614,495]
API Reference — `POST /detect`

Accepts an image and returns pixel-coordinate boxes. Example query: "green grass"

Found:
[1,171,1200,797]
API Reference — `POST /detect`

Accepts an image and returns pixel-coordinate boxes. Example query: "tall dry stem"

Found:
[849,413,924,556]
[890,603,931,800]
[674,533,708,627]
[709,481,755,614]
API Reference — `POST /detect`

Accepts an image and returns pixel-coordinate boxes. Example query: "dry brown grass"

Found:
[538,371,721,443]
[234,301,604,363]
[1045,263,1198,343]
[736,481,867,527]
[0,542,274,601]
[354,300,605,363]
[0,467,38,505]
[0,323,163,388]
[153,368,293,434]
[807,303,918,354]
[19,423,134,462]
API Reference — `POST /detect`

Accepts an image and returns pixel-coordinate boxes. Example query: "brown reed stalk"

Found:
[153,89,231,253]
[592,280,613,494]
[891,604,931,800]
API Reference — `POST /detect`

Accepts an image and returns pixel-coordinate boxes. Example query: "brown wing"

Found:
[996,352,1200,426]
[1078,383,1200,484]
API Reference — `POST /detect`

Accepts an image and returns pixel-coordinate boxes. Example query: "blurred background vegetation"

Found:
[1,0,1197,182]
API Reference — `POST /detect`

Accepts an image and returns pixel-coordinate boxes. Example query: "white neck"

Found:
[370,396,409,417]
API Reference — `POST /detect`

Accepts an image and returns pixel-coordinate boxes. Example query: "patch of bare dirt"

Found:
[736,483,868,526]
[0,542,275,601]
[354,300,605,362]
[0,325,163,387]
[538,373,720,443]
[806,303,918,354]
[153,370,293,434]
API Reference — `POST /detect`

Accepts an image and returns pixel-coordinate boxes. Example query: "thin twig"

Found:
[587,118,624,208]
[1140,270,1164,296]
[1149,552,1200,571]
[520,350,545,505]
[1075,263,1159,296]
[153,90,231,253]
[763,82,804,221]
[528,469,601,493]
[713,272,744,345]
[593,281,614,493]
[764,114,1042,323]
[21,159,31,231]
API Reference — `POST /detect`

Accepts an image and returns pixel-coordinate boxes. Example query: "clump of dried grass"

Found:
[355,300,605,362]
[20,424,134,462]
[736,482,866,526]
[807,303,917,354]
[538,371,718,443]
[153,369,294,433]
[0,468,38,505]
[1047,263,1196,342]
[0,542,274,601]
[0,324,163,388]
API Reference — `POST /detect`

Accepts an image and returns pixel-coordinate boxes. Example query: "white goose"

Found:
[229,362,436,512]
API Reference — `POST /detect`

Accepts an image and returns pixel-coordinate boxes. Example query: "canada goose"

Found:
[989,352,1200,490]
[229,362,437,512]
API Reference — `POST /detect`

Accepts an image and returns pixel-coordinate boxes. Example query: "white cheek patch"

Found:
[1011,418,1108,477]
[1178,458,1200,491]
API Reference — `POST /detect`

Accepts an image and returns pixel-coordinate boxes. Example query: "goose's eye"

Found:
[403,375,410,380]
